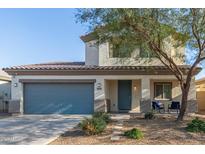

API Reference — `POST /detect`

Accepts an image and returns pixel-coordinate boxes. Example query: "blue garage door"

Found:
[24,83,94,114]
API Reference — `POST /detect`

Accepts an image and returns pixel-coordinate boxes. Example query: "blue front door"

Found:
[118,80,132,110]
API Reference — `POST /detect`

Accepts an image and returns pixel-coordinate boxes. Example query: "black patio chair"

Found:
[168,101,180,113]
[152,101,165,113]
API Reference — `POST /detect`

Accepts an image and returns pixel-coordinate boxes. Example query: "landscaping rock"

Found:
[110,136,120,141]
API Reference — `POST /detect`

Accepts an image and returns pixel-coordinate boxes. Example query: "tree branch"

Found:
[123,16,185,83]
[191,8,202,51]
[202,40,205,50]
[148,41,184,82]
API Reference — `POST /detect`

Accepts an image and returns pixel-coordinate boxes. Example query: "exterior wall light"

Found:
[14,83,18,87]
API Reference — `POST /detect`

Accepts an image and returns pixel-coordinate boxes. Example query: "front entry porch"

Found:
[103,77,197,114]
[104,79,141,113]
[95,75,197,113]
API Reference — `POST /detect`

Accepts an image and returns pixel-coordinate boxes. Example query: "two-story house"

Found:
[3,32,200,114]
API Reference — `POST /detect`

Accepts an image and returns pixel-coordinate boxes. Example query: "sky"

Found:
[0,8,204,79]
[0,8,87,68]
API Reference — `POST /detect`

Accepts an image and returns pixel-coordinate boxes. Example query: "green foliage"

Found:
[92,112,111,124]
[76,8,205,62]
[144,111,155,120]
[186,117,205,133]
[79,117,107,135]
[76,8,205,121]
[124,128,144,139]
[79,112,111,135]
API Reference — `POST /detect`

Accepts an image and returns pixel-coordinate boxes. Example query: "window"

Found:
[154,82,172,100]
[109,43,134,58]
[109,43,157,58]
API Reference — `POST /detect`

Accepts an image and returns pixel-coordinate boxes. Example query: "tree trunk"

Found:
[177,89,189,121]
[177,76,193,121]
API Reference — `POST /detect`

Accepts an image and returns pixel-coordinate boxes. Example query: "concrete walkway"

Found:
[0,115,87,145]
[110,114,130,141]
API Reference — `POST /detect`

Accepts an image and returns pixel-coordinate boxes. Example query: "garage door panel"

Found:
[24,83,94,114]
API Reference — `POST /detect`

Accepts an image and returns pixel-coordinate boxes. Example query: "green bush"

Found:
[144,111,155,120]
[79,117,107,135]
[124,128,144,139]
[92,112,111,123]
[186,117,205,133]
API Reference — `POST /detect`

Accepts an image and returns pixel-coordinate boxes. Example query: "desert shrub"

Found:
[79,117,107,135]
[186,117,205,133]
[144,111,155,120]
[124,128,144,139]
[92,112,111,123]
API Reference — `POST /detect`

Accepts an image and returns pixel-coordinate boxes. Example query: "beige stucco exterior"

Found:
[150,79,196,101]
[105,79,141,112]
[10,74,196,114]
[85,40,99,65]
[5,34,198,114]
[196,78,205,111]
[85,39,185,66]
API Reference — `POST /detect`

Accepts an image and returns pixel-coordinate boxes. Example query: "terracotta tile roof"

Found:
[3,62,86,70]
[3,61,196,71]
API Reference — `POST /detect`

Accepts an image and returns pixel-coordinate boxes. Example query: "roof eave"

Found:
[80,32,97,42]
[3,68,196,76]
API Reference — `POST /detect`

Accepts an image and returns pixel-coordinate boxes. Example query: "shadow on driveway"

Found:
[0,115,88,145]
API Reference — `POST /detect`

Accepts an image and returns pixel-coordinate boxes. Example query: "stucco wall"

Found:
[150,79,196,101]
[150,80,182,102]
[105,80,118,112]
[131,80,141,112]
[105,79,141,113]
[11,75,106,113]
[189,79,197,100]
[196,80,205,111]
[149,79,197,112]
[85,39,185,66]
[85,41,99,65]
[11,74,196,114]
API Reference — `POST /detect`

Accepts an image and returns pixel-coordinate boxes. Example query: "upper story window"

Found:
[109,43,157,58]
[109,43,133,58]
[154,82,172,100]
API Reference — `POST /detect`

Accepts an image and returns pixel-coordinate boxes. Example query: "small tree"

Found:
[76,8,205,121]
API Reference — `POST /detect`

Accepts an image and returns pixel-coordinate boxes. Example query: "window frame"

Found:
[109,43,133,58]
[154,82,172,100]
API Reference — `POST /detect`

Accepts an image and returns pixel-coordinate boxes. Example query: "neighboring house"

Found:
[3,33,200,115]
[0,70,11,112]
[196,78,205,112]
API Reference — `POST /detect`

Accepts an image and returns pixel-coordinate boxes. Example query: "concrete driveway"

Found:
[0,115,86,145]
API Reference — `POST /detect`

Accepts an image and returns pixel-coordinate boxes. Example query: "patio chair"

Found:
[152,101,165,113]
[168,101,180,113]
